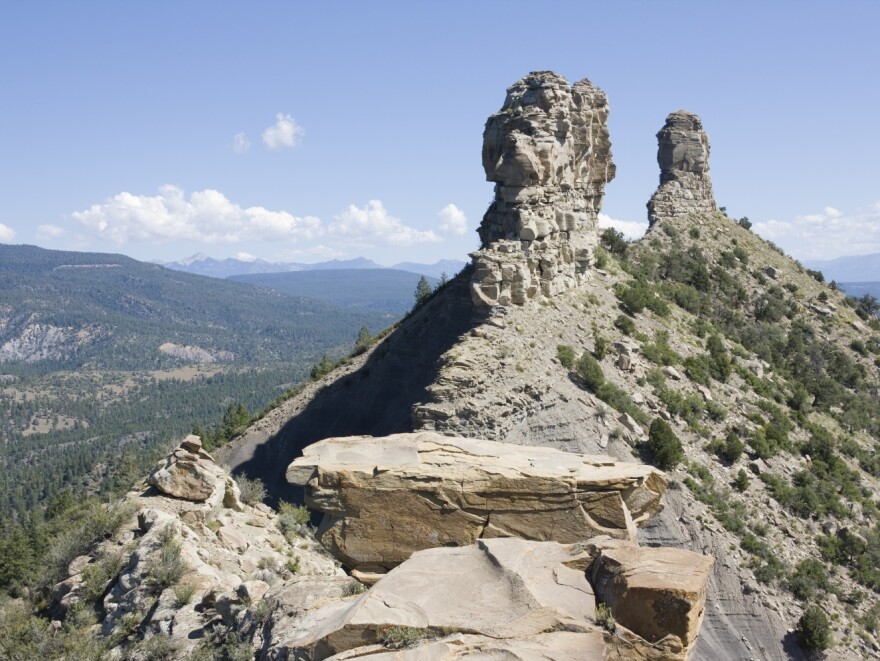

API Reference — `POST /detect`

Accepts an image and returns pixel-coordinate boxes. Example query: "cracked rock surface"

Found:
[287,432,666,570]
[280,538,695,661]
[647,110,717,225]
[471,71,615,307]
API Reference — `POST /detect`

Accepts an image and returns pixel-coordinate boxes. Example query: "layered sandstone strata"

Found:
[647,110,717,225]
[287,432,666,570]
[470,71,615,307]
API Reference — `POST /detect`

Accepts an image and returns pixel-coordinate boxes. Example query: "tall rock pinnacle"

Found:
[647,111,717,226]
[470,71,615,307]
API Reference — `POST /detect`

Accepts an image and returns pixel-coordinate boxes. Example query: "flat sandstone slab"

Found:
[288,432,666,569]
[282,539,599,658]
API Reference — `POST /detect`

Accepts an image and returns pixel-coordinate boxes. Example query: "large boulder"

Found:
[148,435,219,501]
[590,538,714,649]
[287,432,666,570]
[470,71,616,306]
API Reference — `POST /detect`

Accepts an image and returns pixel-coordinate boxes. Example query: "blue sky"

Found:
[1,1,878,265]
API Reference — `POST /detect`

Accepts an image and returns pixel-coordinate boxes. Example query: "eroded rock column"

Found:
[470,71,615,307]
[647,110,717,225]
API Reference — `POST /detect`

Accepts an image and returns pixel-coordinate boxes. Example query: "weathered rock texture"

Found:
[590,538,713,649]
[470,71,615,307]
[51,438,344,659]
[148,434,221,501]
[279,538,691,660]
[287,432,665,570]
[647,110,717,225]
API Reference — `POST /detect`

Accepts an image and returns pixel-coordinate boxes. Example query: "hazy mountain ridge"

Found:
[804,252,880,283]
[230,269,439,313]
[0,244,392,370]
[160,253,465,280]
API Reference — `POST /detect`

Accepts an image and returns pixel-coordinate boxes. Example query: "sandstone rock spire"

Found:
[470,71,615,307]
[647,110,717,225]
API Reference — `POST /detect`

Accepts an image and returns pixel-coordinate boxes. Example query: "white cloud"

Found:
[438,203,468,236]
[752,202,880,260]
[36,224,65,239]
[262,113,304,150]
[71,185,322,245]
[274,244,346,262]
[330,200,441,246]
[0,223,15,243]
[232,132,251,154]
[597,213,647,241]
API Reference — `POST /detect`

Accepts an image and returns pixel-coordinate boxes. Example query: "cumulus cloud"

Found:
[262,113,305,150]
[438,203,468,236]
[275,244,345,261]
[329,200,441,246]
[71,185,322,245]
[232,132,251,154]
[752,203,880,260]
[597,213,647,241]
[36,224,65,239]
[0,223,15,243]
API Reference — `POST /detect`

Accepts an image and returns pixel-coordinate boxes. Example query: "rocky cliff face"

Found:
[647,110,717,225]
[471,71,615,307]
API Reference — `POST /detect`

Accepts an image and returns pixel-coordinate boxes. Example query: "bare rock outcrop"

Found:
[50,436,344,659]
[647,110,717,225]
[470,71,615,307]
[279,538,692,660]
[148,434,222,501]
[287,432,665,571]
[590,537,714,649]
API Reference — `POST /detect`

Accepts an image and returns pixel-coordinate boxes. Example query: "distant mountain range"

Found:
[0,245,393,370]
[159,254,466,280]
[837,282,880,301]
[803,252,880,283]
[230,269,439,314]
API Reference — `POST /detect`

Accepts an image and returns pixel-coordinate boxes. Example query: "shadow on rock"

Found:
[228,266,479,506]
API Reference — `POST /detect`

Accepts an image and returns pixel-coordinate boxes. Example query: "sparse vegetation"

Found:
[595,603,616,632]
[381,626,425,649]
[646,418,684,470]
[236,475,267,505]
[797,605,832,650]
[145,526,188,594]
[174,580,198,606]
[277,500,312,539]
[557,344,576,369]
[614,314,636,336]
[576,352,605,392]
[732,469,750,492]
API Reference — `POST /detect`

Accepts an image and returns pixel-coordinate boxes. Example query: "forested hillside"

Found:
[0,245,394,369]
[0,245,401,522]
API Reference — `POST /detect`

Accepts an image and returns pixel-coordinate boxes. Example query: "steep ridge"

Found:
[217,267,478,504]
[213,71,880,659]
